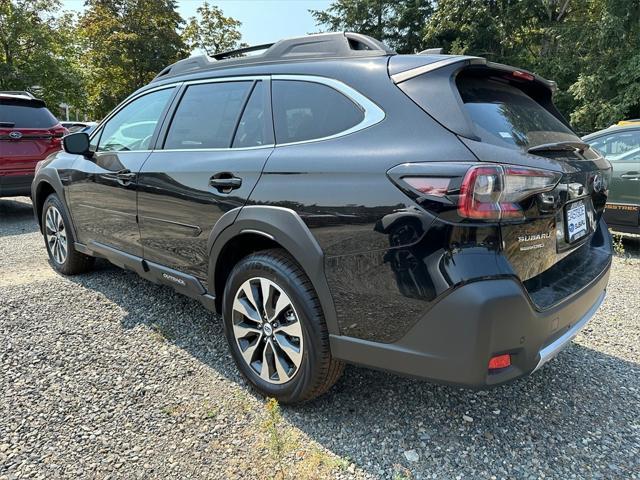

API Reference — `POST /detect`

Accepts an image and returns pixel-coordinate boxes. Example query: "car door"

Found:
[137,77,274,279]
[66,87,177,256]
[588,128,640,229]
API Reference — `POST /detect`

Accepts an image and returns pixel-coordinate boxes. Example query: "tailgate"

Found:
[391,56,612,295]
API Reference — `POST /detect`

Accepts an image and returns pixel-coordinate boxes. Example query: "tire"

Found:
[42,193,95,275]
[222,248,344,404]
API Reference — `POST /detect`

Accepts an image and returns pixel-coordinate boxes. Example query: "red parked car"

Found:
[0,92,67,197]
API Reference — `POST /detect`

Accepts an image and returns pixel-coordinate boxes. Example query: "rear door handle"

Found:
[209,173,242,192]
[116,169,137,185]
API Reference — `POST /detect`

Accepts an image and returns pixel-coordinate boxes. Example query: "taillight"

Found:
[458,164,561,221]
[50,126,68,146]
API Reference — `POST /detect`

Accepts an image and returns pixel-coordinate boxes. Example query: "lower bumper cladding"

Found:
[532,290,606,373]
[330,261,611,387]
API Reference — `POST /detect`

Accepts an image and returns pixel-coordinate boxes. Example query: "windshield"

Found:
[458,77,579,151]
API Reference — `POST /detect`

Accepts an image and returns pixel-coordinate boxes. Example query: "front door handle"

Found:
[209,173,242,193]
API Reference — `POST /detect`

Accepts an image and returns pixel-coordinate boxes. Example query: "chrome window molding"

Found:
[89,74,386,154]
[154,144,275,153]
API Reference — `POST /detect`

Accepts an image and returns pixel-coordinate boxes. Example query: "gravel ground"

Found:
[1,196,639,480]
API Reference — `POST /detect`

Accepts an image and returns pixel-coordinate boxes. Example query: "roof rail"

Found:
[0,90,35,98]
[152,32,395,82]
[211,43,274,60]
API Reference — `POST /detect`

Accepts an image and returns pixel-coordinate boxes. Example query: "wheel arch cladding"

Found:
[33,169,70,235]
[208,206,340,335]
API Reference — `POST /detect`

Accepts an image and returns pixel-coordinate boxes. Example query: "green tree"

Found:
[564,0,640,131]
[423,0,640,132]
[311,0,433,53]
[0,0,86,117]
[78,0,186,118]
[183,1,245,55]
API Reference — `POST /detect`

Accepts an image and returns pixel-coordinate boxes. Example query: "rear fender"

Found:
[208,206,339,335]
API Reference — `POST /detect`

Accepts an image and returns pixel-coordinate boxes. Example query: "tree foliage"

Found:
[315,0,640,132]
[311,0,433,53]
[424,0,640,132]
[0,0,86,116]
[78,0,187,118]
[183,1,245,55]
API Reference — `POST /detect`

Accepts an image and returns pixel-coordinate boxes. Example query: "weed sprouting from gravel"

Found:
[150,323,175,342]
[393,464,413,479]
[611,231,626,257]
[263,398,288,478]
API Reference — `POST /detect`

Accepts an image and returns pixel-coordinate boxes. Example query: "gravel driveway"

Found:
[1,196,639,480]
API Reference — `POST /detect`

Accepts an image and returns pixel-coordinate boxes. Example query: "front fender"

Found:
[31,166,77,239]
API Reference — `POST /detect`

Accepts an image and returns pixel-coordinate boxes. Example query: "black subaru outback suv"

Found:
[32,33,612,403]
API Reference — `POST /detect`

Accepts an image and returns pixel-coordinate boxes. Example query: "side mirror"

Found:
[62,132,91,156]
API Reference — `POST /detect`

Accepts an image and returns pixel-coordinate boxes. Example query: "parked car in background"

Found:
[616,119,640,127]
[80,122,98,135]
[1,92,67,197]
[61,121,97,133]
[584,124,640,234]
[32,33,612,403]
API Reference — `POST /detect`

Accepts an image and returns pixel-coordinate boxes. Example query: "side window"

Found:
[164,81,251,149]
[232,81,273,148]
[97,88,174,152]
[590,131,640,159]
[272,80,364,144]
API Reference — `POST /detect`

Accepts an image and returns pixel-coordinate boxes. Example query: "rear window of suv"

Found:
[457,76,578,151]
[0,99,58,128]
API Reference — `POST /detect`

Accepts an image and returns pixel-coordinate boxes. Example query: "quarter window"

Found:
[97,88,174,152]
[164,81,251,149]
[272,80,364,144]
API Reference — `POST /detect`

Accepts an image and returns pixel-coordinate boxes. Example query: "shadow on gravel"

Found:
[64,261,639,477]
[0,197,39,237]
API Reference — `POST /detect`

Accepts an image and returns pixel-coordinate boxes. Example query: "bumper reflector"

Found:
[488,354,511,370]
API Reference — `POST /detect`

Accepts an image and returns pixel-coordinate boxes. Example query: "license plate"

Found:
[565,200,588,242]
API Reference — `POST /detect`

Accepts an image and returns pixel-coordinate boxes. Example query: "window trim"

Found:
[271,74,385,147]
[157,75,272,152]
[89,74,385,153]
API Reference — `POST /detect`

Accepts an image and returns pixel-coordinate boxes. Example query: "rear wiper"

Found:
[528,140,589,154]
[0,121,15,128]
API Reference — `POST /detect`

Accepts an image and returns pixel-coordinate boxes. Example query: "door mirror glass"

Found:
[62,132,91,155]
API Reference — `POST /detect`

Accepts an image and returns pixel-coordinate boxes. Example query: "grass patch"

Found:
[150,323,175,342]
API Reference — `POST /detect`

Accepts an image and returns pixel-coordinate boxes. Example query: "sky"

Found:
[61,0,333,46]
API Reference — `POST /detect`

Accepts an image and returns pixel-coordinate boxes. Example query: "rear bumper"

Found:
[0,174,34,197]
[330,257,611,387]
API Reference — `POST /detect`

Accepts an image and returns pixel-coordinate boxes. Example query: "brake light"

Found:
[512,70,535,81]
[458,164,561,221]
